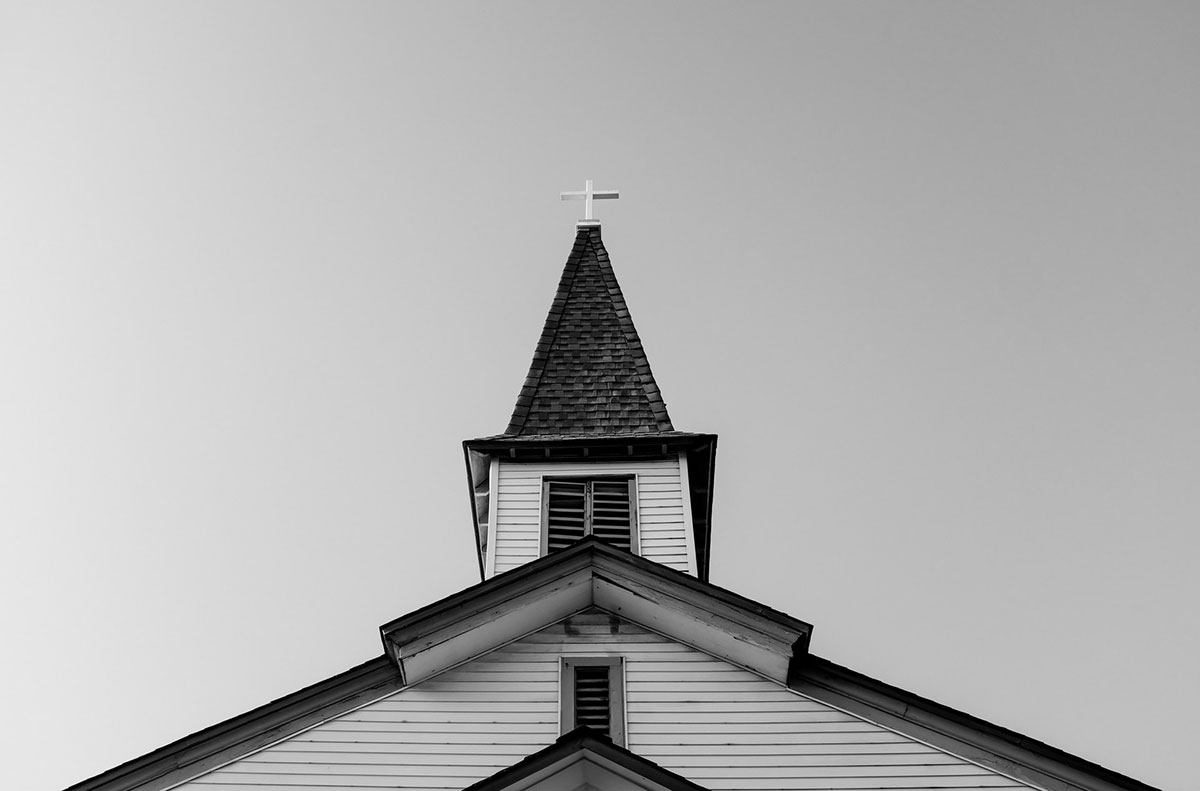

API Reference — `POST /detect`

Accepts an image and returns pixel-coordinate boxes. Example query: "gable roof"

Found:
[66,540,1160,791]
[379,537,813,687]
[503,224,673,437]
[464,727,711,791]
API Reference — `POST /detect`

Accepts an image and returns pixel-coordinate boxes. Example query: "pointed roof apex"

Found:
[462,727,712,791]
[503,224,673,437]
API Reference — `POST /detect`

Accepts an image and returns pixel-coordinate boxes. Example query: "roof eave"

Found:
[791,655,1161,791]
[463,432,715,456]
[63,657,402,791]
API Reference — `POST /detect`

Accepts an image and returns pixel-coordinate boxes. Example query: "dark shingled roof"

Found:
[503,224,673,437]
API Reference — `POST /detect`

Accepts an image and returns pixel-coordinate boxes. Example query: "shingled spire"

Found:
[504,225,673,437]
[463,219,717,583]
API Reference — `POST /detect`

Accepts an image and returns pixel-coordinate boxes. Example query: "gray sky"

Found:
[2,3,1196,790]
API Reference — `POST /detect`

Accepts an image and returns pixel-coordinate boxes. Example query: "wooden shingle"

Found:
[504,225,674,437]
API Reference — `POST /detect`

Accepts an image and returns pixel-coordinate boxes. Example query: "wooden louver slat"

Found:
[572,664,611,736]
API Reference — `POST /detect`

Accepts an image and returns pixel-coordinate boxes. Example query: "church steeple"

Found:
[463,211,717,583]
[504,224,673,438]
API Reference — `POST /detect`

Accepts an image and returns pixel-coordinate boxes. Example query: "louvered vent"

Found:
[590,480,633,551]
[544,477,635,554]
[546,480,587,552]
[572,664,611,735]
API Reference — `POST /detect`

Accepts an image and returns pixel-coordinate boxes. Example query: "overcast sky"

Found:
[2,3,1196,790]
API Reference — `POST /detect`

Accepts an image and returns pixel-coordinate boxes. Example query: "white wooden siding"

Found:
[492,458,692,576]
[181,613,1036,791]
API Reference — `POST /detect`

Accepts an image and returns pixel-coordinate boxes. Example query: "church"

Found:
[68,185,1157,791]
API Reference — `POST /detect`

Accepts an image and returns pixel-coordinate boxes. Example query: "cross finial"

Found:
[560,179,619,226]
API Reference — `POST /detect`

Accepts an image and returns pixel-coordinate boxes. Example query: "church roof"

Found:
[65,539,1161,791]
[502,224,673,437]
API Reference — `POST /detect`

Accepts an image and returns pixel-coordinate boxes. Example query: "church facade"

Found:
[67,214,1157,791]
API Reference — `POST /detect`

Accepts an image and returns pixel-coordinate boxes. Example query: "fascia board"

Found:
[592,574,792,682]
[581,752,690,791]
[65,657,403,791]
[591,552,811,654]
[792,657,1160,791]
[396,569,594,685]
[464,730,711,791]
[384,545,811,687]
[462,434,716,458]
[496,753,585,791]
[381,549,596,646]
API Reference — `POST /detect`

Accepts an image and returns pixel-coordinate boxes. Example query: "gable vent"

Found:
[561,657,625,746]
[572,664,611,735]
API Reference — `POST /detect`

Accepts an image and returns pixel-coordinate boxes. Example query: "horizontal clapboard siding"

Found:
[185,643,559,790]
[492,458,692,575]
[182,613,1034,791]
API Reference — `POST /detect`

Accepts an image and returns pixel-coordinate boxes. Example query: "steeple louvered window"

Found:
[542,476,637,555]
[561,657,625,745]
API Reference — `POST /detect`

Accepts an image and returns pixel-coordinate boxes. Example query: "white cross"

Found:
[560,179,619,221]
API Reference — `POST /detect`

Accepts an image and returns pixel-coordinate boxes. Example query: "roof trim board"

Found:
[64,657,403,791]
[463,727,712,791]
[380,538,812,686]
[791,656,1160,791]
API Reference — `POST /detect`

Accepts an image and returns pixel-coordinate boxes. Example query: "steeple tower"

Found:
[463,218,717,582]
